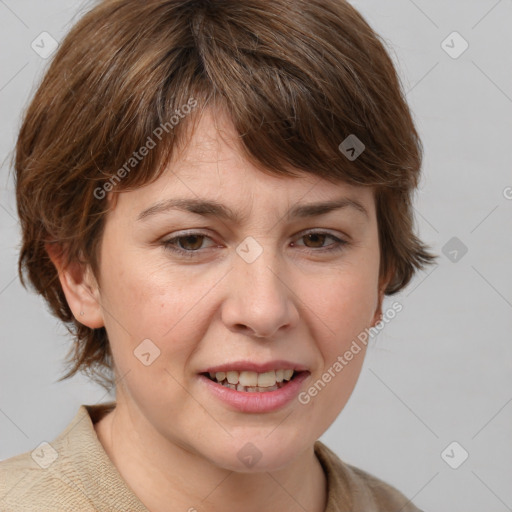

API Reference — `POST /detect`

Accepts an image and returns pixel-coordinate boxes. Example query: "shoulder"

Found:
[0,449,96,512]
[0,402,119,512]
[314,441,423,512]
[345,463,422,511]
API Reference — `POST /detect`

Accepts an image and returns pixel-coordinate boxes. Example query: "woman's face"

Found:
[94,108,384,471]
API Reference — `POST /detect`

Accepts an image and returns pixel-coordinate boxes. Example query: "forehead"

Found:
[111,108,376,221]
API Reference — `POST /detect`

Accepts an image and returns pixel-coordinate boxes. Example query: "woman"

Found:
[0,0,435,510]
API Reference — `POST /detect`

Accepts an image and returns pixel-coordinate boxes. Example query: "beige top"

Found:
[0,402,422,511]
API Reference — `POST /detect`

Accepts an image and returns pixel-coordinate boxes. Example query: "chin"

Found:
[202,433,310,473]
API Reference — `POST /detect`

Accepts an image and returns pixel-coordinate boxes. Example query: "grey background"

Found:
[1,1,511,511]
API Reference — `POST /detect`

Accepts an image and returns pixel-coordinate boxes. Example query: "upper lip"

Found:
[200,360,309,374]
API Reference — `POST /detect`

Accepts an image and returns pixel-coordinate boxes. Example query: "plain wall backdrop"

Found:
[1,1,511,511]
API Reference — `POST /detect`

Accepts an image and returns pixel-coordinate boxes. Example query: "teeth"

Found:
[283,369,294,381]
[226,371,239,385]
[207,369,297,391]
[227,383,281,392]
[239,371,258,387]
[258,371,276,387]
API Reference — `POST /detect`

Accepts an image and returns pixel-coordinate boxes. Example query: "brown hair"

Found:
[15,0,436,390]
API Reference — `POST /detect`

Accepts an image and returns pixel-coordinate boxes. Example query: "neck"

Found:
[93,401,327,512]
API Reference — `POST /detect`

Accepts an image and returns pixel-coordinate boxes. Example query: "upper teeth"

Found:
[209,369,295,387]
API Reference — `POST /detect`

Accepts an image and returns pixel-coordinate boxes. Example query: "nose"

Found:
[220,246,300,339]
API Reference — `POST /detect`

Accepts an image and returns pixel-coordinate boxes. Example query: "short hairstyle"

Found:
[15,0,436,390]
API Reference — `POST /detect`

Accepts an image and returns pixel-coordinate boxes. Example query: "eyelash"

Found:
[161,230,349,258]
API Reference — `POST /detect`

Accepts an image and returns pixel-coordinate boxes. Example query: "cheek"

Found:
[98,246,220,373]
[298,272,376,430]
[307,258,380,344]
[100,245,182,326]
[97,250,222,429]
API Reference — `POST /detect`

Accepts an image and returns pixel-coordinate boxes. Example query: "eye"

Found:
[162,232,215,257]
[161,230,349,258]
[291,231,348,254]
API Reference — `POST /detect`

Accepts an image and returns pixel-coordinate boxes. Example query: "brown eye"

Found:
[162,232,214,257]
[302,233,329,248]
[292,231,347,253]
[175,235,205,251]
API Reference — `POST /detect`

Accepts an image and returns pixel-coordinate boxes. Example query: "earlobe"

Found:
[370,281,389,328]
[371,294,384,328]
[45,243,105,329]
[371,268,393,327]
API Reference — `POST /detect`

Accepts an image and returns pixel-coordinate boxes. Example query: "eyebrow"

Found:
[136,196,369,222]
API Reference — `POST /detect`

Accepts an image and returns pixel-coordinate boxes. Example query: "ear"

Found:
[45,243,104,329]
[370,269,392,327]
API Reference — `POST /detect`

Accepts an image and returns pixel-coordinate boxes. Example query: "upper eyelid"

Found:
[163,228,346,241]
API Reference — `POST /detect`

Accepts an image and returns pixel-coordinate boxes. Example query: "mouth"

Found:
[200,369,305,393]
[198,364,311,413]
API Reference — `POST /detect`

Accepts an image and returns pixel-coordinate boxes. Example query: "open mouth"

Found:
[200,369,303,393]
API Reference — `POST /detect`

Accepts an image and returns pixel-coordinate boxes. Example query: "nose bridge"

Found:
[235,235,284,304]
[222,235,298,337]
[239,238,280,291]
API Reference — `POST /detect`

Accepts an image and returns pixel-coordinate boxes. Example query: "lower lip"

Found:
[198,372,310,413]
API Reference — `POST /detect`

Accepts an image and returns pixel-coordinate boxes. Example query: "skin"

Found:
[50,107,389,512]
